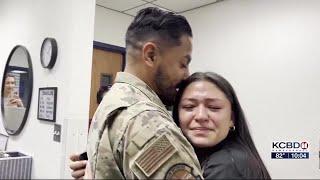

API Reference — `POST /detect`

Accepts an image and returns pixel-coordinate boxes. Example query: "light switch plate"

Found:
[53,124,61,142]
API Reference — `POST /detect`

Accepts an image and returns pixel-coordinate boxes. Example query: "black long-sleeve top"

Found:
[196,139,265,179]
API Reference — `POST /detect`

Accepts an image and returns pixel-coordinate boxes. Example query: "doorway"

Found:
[88,41,125,127]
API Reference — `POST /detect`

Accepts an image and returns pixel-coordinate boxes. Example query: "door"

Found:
[89,43,125,127]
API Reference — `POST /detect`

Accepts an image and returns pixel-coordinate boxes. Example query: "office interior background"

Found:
[0,0,319,178]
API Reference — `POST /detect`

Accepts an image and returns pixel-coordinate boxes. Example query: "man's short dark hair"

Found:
[125,7,192,50]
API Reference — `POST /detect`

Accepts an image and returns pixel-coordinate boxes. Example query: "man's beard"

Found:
[155,68,177,106]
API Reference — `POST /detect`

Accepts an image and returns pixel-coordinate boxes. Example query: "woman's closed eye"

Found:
[207,106,222,111]
[182,105,195,111]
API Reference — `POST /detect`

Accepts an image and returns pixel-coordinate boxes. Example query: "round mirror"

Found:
[1,45,33,135]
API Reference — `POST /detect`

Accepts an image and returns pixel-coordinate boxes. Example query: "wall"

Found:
[182,0,320,178]
[94,5,133,46]
[2,0,319,178]
[0,0,95,178]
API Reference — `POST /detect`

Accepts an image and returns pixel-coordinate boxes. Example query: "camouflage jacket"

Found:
[87,72,203,179]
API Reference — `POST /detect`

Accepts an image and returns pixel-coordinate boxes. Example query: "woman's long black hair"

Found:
[173,72,271,179]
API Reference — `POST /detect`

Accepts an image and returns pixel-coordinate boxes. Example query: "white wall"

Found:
[2,0,319,178]
[183,0,320,178]
[94,5,133,46]
[0,0,95,178]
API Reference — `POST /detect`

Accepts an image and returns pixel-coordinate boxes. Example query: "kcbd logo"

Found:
[272,141,308,150]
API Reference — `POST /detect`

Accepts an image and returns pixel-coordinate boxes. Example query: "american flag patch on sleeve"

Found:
[134,134,177,177]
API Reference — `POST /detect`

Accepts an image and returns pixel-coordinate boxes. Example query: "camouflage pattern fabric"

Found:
[87,72,203,179]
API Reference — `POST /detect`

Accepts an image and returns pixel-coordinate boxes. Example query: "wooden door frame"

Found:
[93,41,126,71]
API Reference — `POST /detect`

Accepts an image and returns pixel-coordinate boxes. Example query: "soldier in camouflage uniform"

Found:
[73,7,203,179]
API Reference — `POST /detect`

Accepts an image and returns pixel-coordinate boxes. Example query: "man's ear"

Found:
[142,42,157,67]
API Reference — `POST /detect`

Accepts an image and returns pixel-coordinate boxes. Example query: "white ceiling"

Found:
[96,0,222,17]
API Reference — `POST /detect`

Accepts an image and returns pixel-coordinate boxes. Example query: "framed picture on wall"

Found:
[37,87,57,122]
